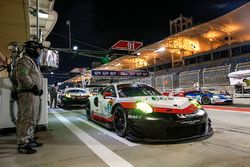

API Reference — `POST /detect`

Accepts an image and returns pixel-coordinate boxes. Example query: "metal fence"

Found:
[139,77,153,86]
[235,62,250,71]
[203,65,231,87]
[99,61,250,91]
[155,74,174,92]
[179,70,200,88]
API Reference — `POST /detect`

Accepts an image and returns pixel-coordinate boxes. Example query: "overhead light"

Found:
[154,47,166,52]
[50,72,54,75]
[190,43,196,49]
[73,46,78,50]
[29,7,49,19]
[38,12,49,19]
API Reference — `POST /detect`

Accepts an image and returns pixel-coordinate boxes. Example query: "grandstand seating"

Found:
[144,42,250,90]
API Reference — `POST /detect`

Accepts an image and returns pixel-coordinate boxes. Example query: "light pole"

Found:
[36,0,40,42]
[66,20,71,49]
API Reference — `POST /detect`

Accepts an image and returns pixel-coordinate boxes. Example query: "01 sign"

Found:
[111,40,143,51]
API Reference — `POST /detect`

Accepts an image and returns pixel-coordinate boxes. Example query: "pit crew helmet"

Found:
[24,40,44,59]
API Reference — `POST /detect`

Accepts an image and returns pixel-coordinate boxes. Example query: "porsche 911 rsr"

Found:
[86,83,213,142]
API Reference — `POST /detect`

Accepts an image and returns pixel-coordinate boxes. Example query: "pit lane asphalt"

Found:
[0,107,249,167]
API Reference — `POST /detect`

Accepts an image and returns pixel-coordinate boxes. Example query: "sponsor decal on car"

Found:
[128,115,142,119]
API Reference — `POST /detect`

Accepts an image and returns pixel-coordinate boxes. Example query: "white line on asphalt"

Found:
[76,117,139,147]
[207,109,250,114]
[53,111,134,167]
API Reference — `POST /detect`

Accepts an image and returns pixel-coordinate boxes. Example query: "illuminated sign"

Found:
[91,70,149,77]
[111,40,143,51]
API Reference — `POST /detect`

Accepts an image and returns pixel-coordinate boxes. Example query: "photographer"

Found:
[15,40,44,154]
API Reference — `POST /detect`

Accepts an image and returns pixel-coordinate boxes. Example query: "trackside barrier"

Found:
[179,70,200,88]
[155,74,174,92]
[203,65,231,87]
[139,77,153,86]
[235,62,250,71]
[118,78,139,84]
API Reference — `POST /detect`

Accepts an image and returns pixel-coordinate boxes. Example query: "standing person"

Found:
[15,40,44,154]
[50,81,58,108]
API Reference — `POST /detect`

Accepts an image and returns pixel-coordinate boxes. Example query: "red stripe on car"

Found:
[92,113,113,122]
[120,102,136,109]
[120,102,198,114]
[153,104,197,114]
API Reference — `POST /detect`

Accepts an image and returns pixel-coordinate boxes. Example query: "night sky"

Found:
[46,0,249,83]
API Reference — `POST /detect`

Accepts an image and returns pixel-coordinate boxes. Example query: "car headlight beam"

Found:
[66,93,71,98]
[196,109,205,116]
[190,99,202,109]
[136,102,153,114]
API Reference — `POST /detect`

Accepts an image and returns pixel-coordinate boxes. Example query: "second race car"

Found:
[57,87,90,108]
[86,83,213,142]
[184,90,233,105]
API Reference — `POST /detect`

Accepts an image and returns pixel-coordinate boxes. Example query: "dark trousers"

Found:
[50,95,57,108]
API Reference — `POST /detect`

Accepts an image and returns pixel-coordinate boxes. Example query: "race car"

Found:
[57,87,90,108]
[86,83,213,142]
[184,90,233,105]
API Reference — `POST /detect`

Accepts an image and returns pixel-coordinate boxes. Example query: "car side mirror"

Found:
[103,92,112,99]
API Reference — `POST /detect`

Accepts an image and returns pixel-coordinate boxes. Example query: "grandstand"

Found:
[92,3,250,94]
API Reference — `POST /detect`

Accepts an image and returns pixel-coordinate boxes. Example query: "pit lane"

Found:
[0,106,250,167]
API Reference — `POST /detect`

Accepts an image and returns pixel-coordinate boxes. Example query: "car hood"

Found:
[117,96,192,110]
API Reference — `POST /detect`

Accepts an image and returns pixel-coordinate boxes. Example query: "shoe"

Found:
[18,144,37,154]
[29,140,43,147]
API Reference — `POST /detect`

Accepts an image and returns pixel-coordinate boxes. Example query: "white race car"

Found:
[86,83,213,142]
[57,87,90,108]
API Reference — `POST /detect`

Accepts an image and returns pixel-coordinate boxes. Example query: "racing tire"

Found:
[85,100,91,121]
[113,105,127,137]
[63,103,68,109]
[201,96,211,105]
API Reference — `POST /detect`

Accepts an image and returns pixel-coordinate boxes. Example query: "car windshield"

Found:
[117,84,161,97]
[66,89,86,95]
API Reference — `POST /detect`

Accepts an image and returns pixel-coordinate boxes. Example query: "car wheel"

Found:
[201,96,211,105]
[85,100,91,121]
[113,105,127,137]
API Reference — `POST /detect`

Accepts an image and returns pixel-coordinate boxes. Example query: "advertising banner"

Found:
[91,70,149,77]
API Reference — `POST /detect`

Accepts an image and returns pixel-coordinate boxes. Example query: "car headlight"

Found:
[190,99,202,109]
[196,109,205,116]
[65,94,71,98]
[136,102,153,114]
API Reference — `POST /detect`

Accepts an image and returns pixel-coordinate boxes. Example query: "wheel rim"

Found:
[202,96,210,104]
[114,108,126,134]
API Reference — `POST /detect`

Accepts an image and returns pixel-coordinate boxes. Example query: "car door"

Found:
[99,85,116,117]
